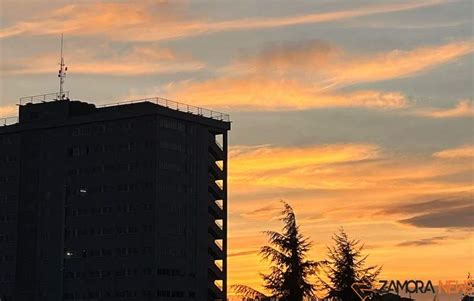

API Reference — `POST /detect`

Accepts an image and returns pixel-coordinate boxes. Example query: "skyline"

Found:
[0,0,472,298]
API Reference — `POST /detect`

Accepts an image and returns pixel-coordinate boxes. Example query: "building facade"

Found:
[0,96,230,301]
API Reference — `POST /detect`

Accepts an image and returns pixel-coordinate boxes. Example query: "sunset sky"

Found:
[0,0,473,298]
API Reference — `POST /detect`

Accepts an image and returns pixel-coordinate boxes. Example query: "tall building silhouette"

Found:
[0,94,230,301]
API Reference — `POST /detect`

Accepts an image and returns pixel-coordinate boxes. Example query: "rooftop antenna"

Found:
[57,33,68,100]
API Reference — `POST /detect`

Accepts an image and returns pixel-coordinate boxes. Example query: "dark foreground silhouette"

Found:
[232,202,381,301]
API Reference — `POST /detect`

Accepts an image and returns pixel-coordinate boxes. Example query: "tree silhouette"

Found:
[319,228,381,301]
[232,285,270,300]
[232,201,322,301]
[461,272,473,301]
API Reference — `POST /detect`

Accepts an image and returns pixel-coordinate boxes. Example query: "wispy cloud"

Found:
[230,40,474,88]
[433,144,474,159]
[228,250,258,258]
[165,78,408,111]
[0,3,146,39]
[1,45,204,76]
[416,100,474,118]
[399,203,473,229]
[396,235,449,247]
[240,204,282,221]
[162,40,472,111]
[376,196,474,229]
[327,41,473,87]
[384,197,473,215]
[229,143,474,228]
[343,19,470,30]
[229,143,473,193]
[0,1,448,41]
[230,143,381,177]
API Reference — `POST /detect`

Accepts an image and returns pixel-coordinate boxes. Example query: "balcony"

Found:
[208,258,224,279]
[208,237,224,259]
[208,219,224,239]
[208,199,224,219]
[209,157,224,180]
[208,282,224,301]
[209,135,224,160]
[209,179,224,199]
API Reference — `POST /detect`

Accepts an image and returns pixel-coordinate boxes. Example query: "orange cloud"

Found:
[2,45,204,76]
[416,100,474,118]
[228,144,473,195]
[239,204,282,221]
[433,145,474,159]
[201,1,445,33]
[231,40,474,87]
[161,40,471,111]
[0,3,145,39]
[230,143,381,173]
[0,1,448,41]
[165,77,408,110]
[328,41,473,87]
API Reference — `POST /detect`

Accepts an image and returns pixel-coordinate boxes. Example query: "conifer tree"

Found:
[232,201,321,301]
[319,228,381,301]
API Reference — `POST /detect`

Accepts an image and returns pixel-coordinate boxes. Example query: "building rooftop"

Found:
[1,91,230,127]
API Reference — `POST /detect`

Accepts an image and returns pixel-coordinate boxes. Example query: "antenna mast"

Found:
[58,33,68,100]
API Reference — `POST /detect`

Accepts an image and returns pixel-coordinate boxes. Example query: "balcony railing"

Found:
[99,96,230,122]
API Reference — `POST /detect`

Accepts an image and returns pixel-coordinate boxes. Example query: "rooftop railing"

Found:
[1,117,18,126]
[12,92,230,123]
[19,91,70,105]
[98,97,230,122]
